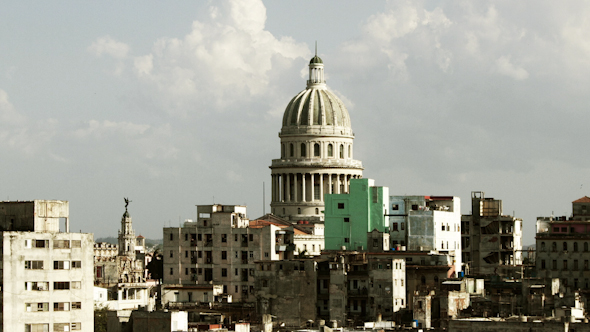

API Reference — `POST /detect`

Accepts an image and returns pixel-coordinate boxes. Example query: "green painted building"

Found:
[324,178,389,250]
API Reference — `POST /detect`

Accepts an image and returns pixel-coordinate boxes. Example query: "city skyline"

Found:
[2,1,590,244]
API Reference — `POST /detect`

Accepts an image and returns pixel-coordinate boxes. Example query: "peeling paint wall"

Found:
[1,231,94,332]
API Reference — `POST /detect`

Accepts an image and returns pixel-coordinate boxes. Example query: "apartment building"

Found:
[536,196,590,290]
[163,204,295,303]
[324,178,389,251]
[389,195,462,275]
[461,192,522,276]
[0,200,94,332]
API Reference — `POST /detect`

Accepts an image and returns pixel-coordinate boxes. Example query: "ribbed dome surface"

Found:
[282,88,351,128]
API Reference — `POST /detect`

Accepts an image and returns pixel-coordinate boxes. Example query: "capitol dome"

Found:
[280,55,353,136]
[270,54,363,223]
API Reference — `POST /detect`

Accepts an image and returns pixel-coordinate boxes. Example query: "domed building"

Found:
[270,55,363,223]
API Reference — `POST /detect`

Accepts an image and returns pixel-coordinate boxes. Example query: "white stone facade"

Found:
[270,55,363,223]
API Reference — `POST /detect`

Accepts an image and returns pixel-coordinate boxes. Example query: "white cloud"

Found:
[0,89,24,125]
[494,56,529,80]
[88,36,130,59]
[124,0,309,115]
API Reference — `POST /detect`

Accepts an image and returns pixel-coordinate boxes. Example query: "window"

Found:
[222,251,227,260]
[34,240,48,248]
[411,204,418,210]
[170,268,173,275]
[185,268,188,275]
[25,260,44,270]
[185,251,188,258]
[541,260,546,270]
[552,242,557,252]
[54,261,70,270]
[170,251,173,258]
[563,242,568,251]
[71,323,81,331]
[222,268,227,277]
[563,260,568,270]
[338,203,345,209]
[585,260,589,270]
[541,242,546,251]
[392,223,398,231]
[53,282,70,290]
[281,144,285,158]
[249,234,254,241]
[72,302,81,309]
[344,238,350,243]
[25,281,49,291]
[249,251,254,258]
[25,324,49,332]
[442,224,445,231]
[169,233,174,241]
[264,252,269,258]
[344,217,350,223]
[314,143,320,157]
[290,143,294,157]
[392,204,399,210]
[53,302,70,311]
[301,143,306,157]
[53,240,70,249]
[585,242,588,252]
[339,144,344,158]
[71,240,81,248]
[221,234,227,242]
[328,144,333,157]
[53,323,70,332]
[25,302,49,312]
[574,242,579,252]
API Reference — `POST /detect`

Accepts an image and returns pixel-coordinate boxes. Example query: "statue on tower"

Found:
[124,197,131,212]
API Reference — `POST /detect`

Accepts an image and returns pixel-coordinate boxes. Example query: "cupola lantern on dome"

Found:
[270,50,364,224]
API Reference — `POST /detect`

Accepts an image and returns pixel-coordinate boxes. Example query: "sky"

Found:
[2,1,590,245]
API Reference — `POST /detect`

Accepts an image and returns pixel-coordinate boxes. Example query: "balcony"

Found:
[275,244,296,252]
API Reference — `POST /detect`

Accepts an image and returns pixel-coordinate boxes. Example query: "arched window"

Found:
[339,144,344,158]
[348,145,351,158]
[281,144,285,158]
[297,208,301,214]
[314,143,320,157]
[328,144,333,157]
[574,242,579,252]
[541,242,546,252]
[552,242,557,252]
[290,144,294,157]
[315,208,319,214]
[301,143,306,157]
[563,242,568,251]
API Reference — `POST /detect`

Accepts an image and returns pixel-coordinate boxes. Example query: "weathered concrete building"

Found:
[270,54,363,223]
[0,200,94,332]
[256,214,325,256]
[461,192,522,276]
[255,252,405,328]
[536,196,590,291]
[255,260,317,327]
[324,178,389,251]
[389,195,462,275]
[163,204,295,303]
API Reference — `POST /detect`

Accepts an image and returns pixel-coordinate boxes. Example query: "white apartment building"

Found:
[389,195,462,275]
[163,204,295,304]
[0,200,94,332]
